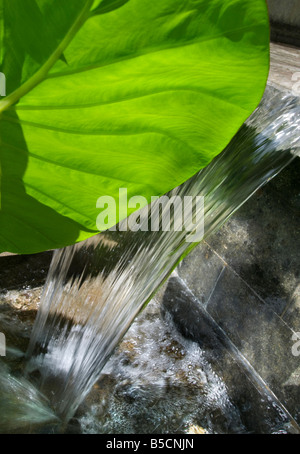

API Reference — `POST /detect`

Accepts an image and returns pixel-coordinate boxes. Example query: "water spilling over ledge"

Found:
[22,82,300,424]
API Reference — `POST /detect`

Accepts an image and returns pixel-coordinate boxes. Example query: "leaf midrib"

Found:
[0,0,94,114]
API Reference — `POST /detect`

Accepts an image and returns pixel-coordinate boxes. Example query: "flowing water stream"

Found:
[0,83,299,433]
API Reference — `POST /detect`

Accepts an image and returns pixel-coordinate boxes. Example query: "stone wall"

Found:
[267,0,300,28]
[267,0,300,47]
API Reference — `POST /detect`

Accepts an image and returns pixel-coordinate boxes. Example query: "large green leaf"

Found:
[0,0,270,254]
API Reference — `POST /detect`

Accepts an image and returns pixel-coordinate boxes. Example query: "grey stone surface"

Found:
[176,158,300,425]
[205,267,300,422]
[267,0,300,47]
[160,277,298,433]
[269,44,300,95]
[176,243,225,308]
[206,158,300,329]
[267,0,300,28]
